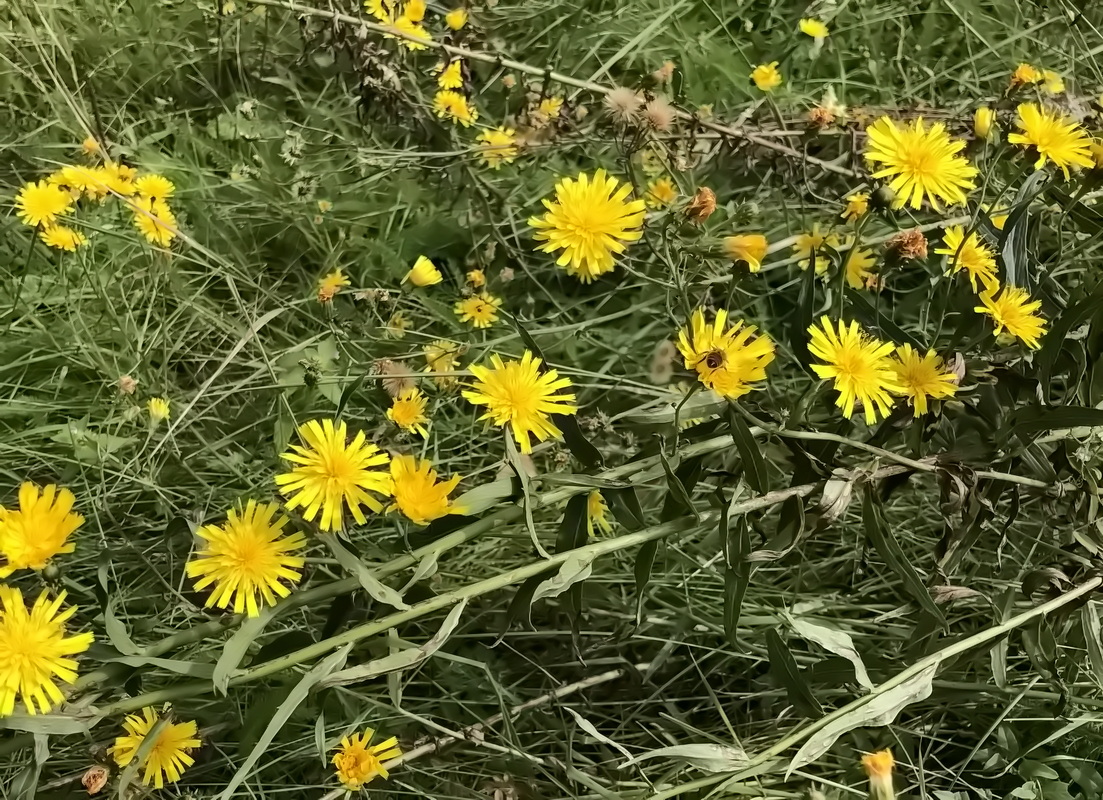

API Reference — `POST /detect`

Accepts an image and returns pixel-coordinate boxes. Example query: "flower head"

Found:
[587,491,613,536]
[793,224,840,273]
[444,7,467,29]
[974,106,996,140]
[318,268,351,303]
[843,241,878,289]
[535,96,564,125]
[886,228,928,261]
[799,18,829,41]
[404,255,443,287]
[891,345,958,416]
[864,117,976,210]
[807,317,902,424]
[605,87,643,124]
[424,339,462,388]
[476,127,518,169]
[437,60,463,89]
[433,90,478,126]
[462,351,578,453]
[334,729,402,790]
[110,707,200,789]
[841,192,869,223]
[529,170,646,282]
[1043,69,1065,94]
[646,177,677,208]
[454,293,502,328]
[387,388,430,437]
[185,500,306,617]
[388,455,462,525]
[723,234,768,272]
[1007,102,1093,178]
[40,224,88,251]
[134,174,175,199]
[862,749,894,800]
[15,181,73,227]
[81,136,101,156]
[0,587,94,716]
[130,196,177,246]
[404,0,426,22]
[975,286,1046,349]
[387,15,432,49]
[1010,63,1042,88]
[48,165,104,197]
[751,62,782,92]
[147,397,171,422]
[935,226,999,293]
[0,483,84,577]
[676,309,775,399]
[96,162,137,196]
[466,269,486,287]
[275,419,393,531]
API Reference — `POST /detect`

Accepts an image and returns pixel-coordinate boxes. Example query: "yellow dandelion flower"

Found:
[676,309,775,399]
[134,174,175,200]
[130,196,178,247]
[15,180,73,227]
[723,233,768,272]
[1010,63,1042,88]
[438,60,463,89]
[147,397,171,422]
[864,117,977,210]
[388,455,462,525]
[529,169,646,283]
[843,241,878,289]
[466,268,486,287]
[424,339,462,388]
[0,483,84,578]
[404,0,426,22]
[974,286,1046,349]
[476,127,519,169]
[387,15,432,49]
[841,192,869,223]
[275,419,392,531]
[184,500,306,617]
[793,223,840,273]
[1007,102,1093,178]
[365,0,396,23]
[318,268,351,303]
[974,106,996,140]
[404,255,443,287]
[386,387,430,438]
[454,292,502,328]
[807,317,902,424]
[384,310,409,339]
[81,136,101,156]
[891,344,958,417]
[645,176,677,208]
[317,199,333,213]
[462,350,578,453]
[0,587,94,716]
[862,749,894,800]
[1042,69,1065,95]
[799,18,829,40]
[444,7,467,29]
[96,162,138,196]
[110,707,201,789]
[47,165,104,198]
[432,89,478,126]
[39,224,88,252]
[751,62,782,92]
[587,491,613,536]
[333,729,402,790]
[935,226,999,293]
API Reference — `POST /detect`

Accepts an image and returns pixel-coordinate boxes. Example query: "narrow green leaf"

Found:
[660,456,704,521]
[1000,170,1048,289]
[104,599,139,656]
[1081,602,1103,690]
[496,574,545,642]
[1014,405,1103,437]
[213,610,272,695]
[633,540,659,627]
[532,553,594,603]
[765,629,822,718]
[1038,283,1103,393]
[726,405,767,493]
[556,494,590,554]
[0,715,90,735]
[658,444,699,521]
[556,413,604,469]
[323,535,410,610]
[722,508,751,646]
[451,476,520,516]
[335,372,367,419]
[606,487,646,531]
[847,291,923,350]
[791,256,816,364]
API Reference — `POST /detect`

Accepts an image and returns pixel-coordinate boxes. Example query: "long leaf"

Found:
[213,610,272,695]
[726,405,768,493]
[323,535,410,610]
[766,629,822,718]
[1038,282,1103,393]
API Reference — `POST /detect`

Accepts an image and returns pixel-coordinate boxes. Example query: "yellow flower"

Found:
[317,268,351,302]
[110,707,201,789]
[438,60,463,89]
[47,165,104,198]
[15,180,73,227]
[388,455,462,525]
[891,345,957,417]
[587,491,612,536]
[1007,102,1093,178]
[404,255,443,287]
[862,749,894,800]
[0,587,94,716]
[81,136,100,155]
[676,309,775,399]
[974,286,1047,349]
[536,96,564,120]
[317,199,333,213]
[384,311,409,339]
[455,293,502,328]
[387,15,432,49]
[333,729,402,790]
[1042,69,1065,94]
[723,234,768,272]
[476,127,519,169]
[793,223,840,273]
[134,174,175,199]
[466,268,486,287]
[39,225,88,251]
[807,317,902,424]
[751,62,782,92]
[798,18,829,40]
[365,0,396,23]
[864,117,977,210]
[1010,63,1042,88]
[130,196,178,246]
[97,162,138,196]
[424,339,462,388]
[843,241,878,289]
[433,89,478,126]
[462,350,578,454]
[386,387,430,437]
[935,226,999,293]
[404,0,425,21]
[444,7,468,29]
[275,419,393,531]
[645,176,677,208]
[529,169,646,283]
[147,397,171,422]
[0,483,84,578]
[185,500,306,617]
[841,192,869,223]
[983,203,1008,230]
[974,106,996,140]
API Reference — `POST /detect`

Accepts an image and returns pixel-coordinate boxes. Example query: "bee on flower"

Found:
[891,345,959,416]
[676,309,775,399]
[454,293,502,328]
[433,90,478,126]
[840,192,869,223]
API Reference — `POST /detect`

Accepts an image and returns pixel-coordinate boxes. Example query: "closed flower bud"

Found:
[974,106,996,140]
[862,749,895,800]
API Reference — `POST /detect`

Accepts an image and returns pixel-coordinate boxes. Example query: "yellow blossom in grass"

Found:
[537,96,564,119]
[1042,69,1065,95]
[723,234,768,272]
[48,165,104,198]
[388,455,462,525]
[387,15,432,49]
[1010,63,1042,88]
[1008,102,1093,178]
[404,255,443,287]
[862,749,894,800]
[476,127,519,169]
[384,311,409,340]
[15,180,73,227]
[365,0,396,22]
[793,224,840,273]
[587,491,612,536]
[974,106,996,140]
[807,317,902,424]
[799,18,829,41]
[529,169,646,283]
[424,339,462,387]
[0,483,83,578]
[864,117,977,210]
[39,225,88,252]
[444,7,467,29]
[134,174,175,200]
[466,268,486,287]
[843,241,878,289]
[0,587,94,716]
[455,292,502,328]
[386,387,430,438]
[841,192,869,223]
[317,268,351,303]
[751,62,782,92]
[438,60,463,89]
[131,197,178,247]
[147,397,171,422]
[463,350,578,454]
[275,418,393,531]
[81,136,100,156]
[983,203,1008,230]
[975,286,1047,349]
[334,729,402,790]
[185,500,306,617]
[110,707,200,789]
[676,309,775,399]
[433,89,478,126]
[891,345,958,417]
[96,162,138,196]
[935,226,999,293]
[404,0,426,22]
[646,176,677,208]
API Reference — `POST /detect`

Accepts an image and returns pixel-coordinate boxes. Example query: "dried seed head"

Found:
[604,87,643,125]
[686,187,717,223]
[374,358,415,398]
[643,96,677,131]
[118,375,138,395]
[501,74,517,89]
[82,765,110,795]
[887,229,928,260]
[499,266,515,283]
[807,106,835,129]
